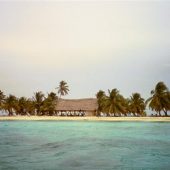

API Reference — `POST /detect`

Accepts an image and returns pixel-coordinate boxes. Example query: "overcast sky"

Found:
[0,0,169,99]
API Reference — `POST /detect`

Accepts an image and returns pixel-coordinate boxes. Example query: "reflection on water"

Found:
[0,121,170,169]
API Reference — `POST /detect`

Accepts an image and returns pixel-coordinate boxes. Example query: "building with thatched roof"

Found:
[55,98,98,116]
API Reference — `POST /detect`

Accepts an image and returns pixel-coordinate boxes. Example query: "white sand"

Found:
[0,116,170,122]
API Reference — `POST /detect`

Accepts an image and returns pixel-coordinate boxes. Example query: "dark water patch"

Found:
[31,141,72,154]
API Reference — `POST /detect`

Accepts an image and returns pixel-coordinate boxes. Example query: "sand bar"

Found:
[0,116,170,122]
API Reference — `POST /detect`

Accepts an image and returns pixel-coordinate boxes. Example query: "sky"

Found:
[0,0,170,100]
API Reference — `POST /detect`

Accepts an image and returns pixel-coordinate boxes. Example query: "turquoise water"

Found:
[0,121,170,170]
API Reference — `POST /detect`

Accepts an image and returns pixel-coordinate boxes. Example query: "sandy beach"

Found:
[0,116,170,122]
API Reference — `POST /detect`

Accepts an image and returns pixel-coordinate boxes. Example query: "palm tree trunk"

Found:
[8,109,12,116]
[124,113,127,117]
[163,109,168,116]
[158,110,161,116]
[108,106,112,116]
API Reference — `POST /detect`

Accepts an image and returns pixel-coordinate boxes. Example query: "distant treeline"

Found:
[96,82,170,117]
[0,81,169,116]
[0,81,69,116]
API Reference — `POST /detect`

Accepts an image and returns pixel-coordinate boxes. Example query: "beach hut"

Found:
[55,98,98,116]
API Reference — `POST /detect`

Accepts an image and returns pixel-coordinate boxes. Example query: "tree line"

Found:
[96,82,170,117]
[0,81,69,116]
[0,81,169,116]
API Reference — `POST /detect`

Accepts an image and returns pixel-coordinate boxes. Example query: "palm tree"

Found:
[56,81,69,98]
[164,92,170,114]
[146,82,170,116]
[120,97,130,116]
[105,89,126,116]
[96,90,106,114]
[33,91,45,116]
[15,97,29,115]
[0,90,5,110]
[4,95,17,116]
[48,92,58,101]
[42,92,58,116]
[26,99,35,115]
[129,93,146,116]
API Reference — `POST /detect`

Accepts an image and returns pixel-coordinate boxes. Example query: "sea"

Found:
[0,121,170,170]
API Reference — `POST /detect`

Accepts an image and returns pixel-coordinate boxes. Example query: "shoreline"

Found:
[0,116,170,122]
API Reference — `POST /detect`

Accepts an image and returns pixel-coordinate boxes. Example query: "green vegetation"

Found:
[96,81,169,117]
[33,91,45,116]
[0,92,58,116]
[0,90,5,110]
[96,89,146,117]
[0,80,66,116]
[0,81,169,116]
[146,82,170,116]
[56,80,69,98]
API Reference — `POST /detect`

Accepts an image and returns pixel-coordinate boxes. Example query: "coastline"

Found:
[0,116,170,122]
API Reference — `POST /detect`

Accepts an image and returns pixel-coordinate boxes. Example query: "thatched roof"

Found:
[56,98,98,111]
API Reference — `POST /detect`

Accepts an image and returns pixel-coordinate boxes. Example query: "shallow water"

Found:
[0,121,170,170]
